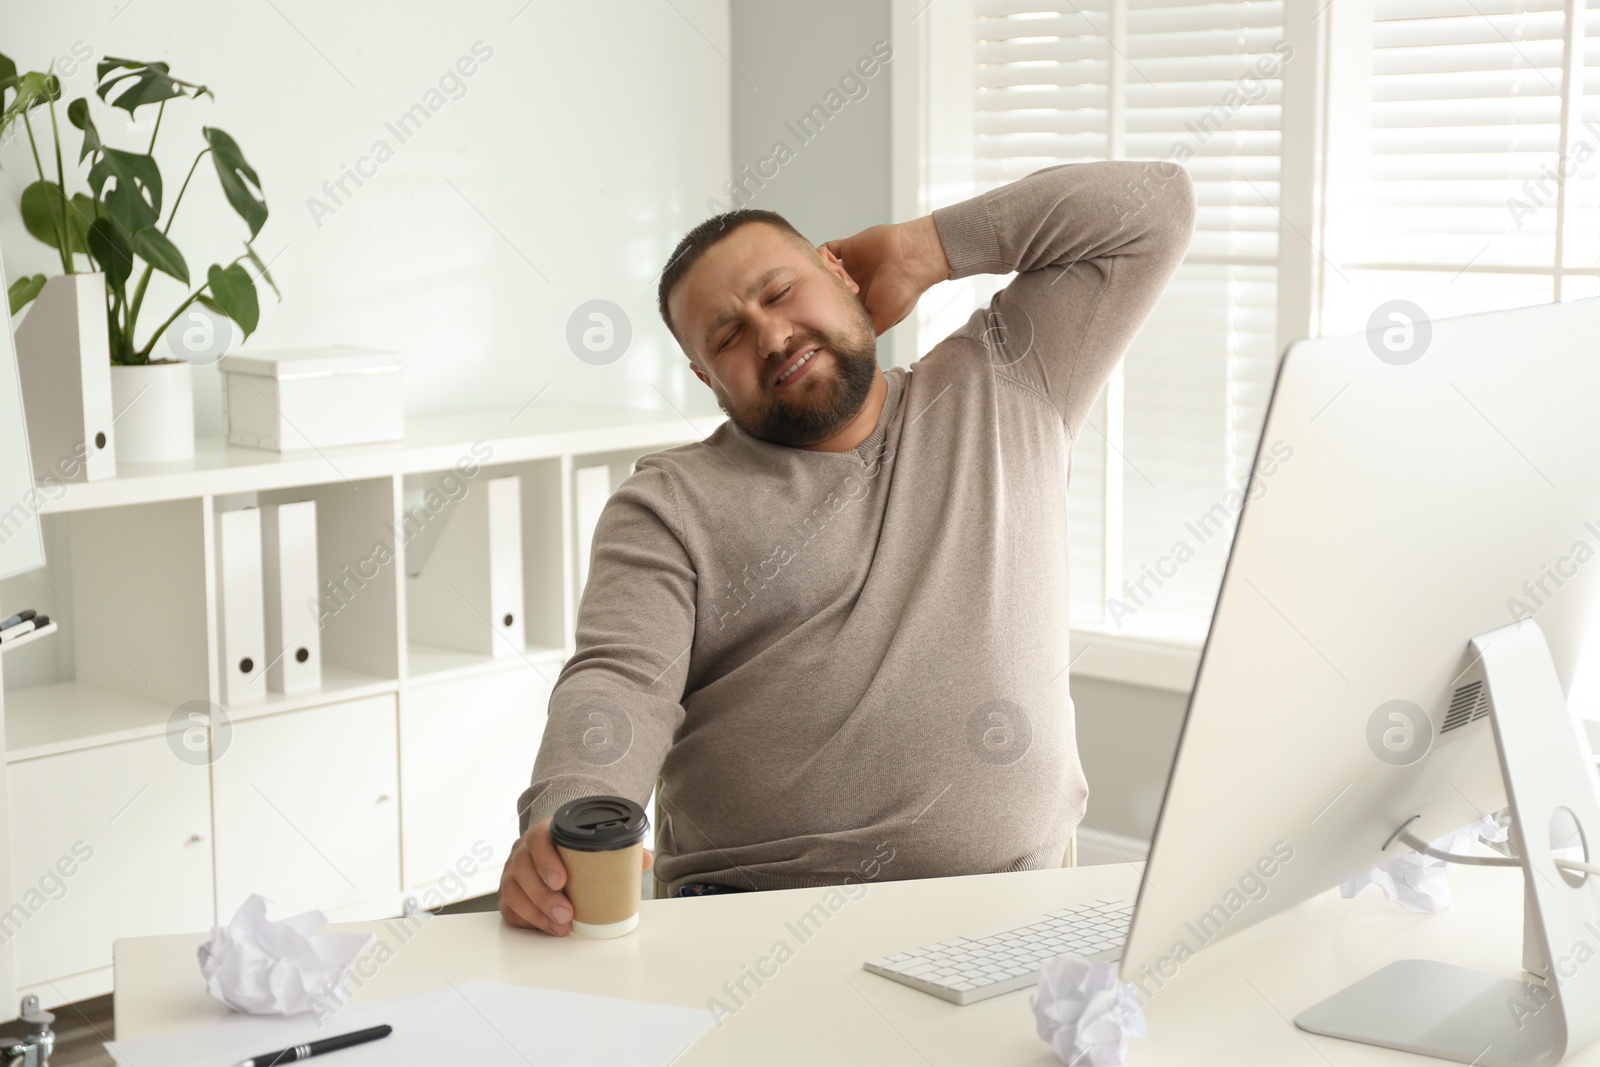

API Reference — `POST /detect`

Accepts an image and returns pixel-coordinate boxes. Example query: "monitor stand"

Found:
[1295,619,1600,1067]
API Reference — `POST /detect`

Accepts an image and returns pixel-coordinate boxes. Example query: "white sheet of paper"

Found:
[106,980,715,1067]
[104,989,450,1067]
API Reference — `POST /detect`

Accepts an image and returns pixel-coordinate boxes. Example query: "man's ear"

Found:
[818,245,860,296]
[687,357,710,388]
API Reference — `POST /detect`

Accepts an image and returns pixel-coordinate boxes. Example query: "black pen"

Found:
[227,1023,392,1066]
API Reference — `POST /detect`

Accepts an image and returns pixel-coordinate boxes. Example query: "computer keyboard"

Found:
[862,897,1132,1005]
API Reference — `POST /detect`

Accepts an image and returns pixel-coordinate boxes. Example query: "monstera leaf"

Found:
[88,148,162,234]
[20,181,82,252]
[206,263,259,337]
[8,274,47,316]
[95,57,209,114]
[205,127,267,240]
[67,193,101,251]
[67,97,102,163]
[133,227,188,286]
[0,65,59,144]
[87,216,135,292]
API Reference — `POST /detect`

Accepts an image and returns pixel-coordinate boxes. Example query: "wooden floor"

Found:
[1,893,502,1066]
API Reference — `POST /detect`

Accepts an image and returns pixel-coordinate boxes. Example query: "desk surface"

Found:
[115,861,1596,1066]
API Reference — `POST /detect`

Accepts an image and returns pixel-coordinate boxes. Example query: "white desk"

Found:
[114,862,1596,1065]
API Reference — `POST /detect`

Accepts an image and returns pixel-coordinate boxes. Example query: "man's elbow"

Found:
[1166,163,1197,234]
[1118,160,1195,242]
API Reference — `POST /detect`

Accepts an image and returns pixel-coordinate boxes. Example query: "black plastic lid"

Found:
[549,796,649,852]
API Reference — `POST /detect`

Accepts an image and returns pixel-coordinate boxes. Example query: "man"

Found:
[500,160,1195,935]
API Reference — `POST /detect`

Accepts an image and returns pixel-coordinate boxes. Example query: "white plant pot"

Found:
[110,361,195,463]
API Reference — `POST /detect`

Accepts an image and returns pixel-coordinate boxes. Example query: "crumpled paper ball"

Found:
[1340,814,1508,913]
[1030,954,1147,1066]
[197,894,376,1014]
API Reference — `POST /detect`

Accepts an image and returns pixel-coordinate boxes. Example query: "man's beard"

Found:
[721,309,879,449]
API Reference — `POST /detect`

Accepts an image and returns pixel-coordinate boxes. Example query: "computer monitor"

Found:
[1120,295,1600,1064]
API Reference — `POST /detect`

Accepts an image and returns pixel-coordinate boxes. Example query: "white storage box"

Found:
[220,345,404,451]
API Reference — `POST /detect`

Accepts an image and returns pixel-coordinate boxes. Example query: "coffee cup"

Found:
[549,795,649,938]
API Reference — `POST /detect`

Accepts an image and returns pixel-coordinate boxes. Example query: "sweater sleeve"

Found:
[928,160,1196,439]
[514,462,695,838]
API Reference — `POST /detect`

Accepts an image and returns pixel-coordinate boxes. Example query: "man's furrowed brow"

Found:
[702,266,791,352]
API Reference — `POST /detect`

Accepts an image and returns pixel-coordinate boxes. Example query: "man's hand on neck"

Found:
[822,215,952,336]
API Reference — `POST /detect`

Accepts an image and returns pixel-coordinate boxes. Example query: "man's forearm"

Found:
[515,463,695,838]
[930,160,1195,283]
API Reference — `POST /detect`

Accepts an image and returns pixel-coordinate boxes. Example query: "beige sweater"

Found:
[517,160,1196,896]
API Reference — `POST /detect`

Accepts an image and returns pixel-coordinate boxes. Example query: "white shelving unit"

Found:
[0,404,721,1015]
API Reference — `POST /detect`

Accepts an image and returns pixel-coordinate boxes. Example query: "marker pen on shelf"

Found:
[0,621,36,644]
[0,608,37,632]
[0,616,49,645]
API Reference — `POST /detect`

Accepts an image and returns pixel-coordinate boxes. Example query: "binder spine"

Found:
[261,500,322,694]
[216,507,267,705]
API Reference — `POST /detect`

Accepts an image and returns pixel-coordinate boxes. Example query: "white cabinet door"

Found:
[399,665,551,897]
[213,694,399,919]
[8,734,213,988]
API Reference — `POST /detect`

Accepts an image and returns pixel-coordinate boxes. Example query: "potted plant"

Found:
[0,52,275,462]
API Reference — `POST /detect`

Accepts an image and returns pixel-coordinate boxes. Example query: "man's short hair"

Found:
[657,209,812,354]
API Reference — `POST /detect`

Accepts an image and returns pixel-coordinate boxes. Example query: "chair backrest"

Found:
[650,780,667,899]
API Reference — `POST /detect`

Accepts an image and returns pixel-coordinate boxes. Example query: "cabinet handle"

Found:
[186,833,205,845]
[376,794,391,804]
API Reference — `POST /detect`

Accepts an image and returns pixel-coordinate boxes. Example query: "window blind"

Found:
[972,0,1285,640]
[1325,0,1600,332]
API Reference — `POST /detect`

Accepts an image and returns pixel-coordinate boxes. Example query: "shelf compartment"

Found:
[405,641,565,684]
[400,455,567,672]
[217,664,399,723]
[4,681,181,763]
[253,477,403,687]
[0,499,210,718]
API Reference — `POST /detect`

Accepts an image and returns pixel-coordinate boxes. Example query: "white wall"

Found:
[728,2,891,244]
[0,0,731,434]
[728,1,904,366]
